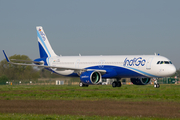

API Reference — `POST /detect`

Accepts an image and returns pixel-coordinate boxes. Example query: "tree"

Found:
[0,54,39,80]
[176,68,180,78]
[39,68,62,78]
[0,75,9,85]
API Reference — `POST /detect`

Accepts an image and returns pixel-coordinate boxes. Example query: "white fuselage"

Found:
[46,55,176,78]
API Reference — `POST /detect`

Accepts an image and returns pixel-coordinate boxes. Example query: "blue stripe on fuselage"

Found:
[125,66,159,78]
[50,65,159,78]
[86,65,149,78]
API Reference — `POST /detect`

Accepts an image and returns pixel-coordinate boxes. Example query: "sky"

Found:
[0,0,180,69]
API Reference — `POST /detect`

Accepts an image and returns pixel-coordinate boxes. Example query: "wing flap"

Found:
[10,59,43,64]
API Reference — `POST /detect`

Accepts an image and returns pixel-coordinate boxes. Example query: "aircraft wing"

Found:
[10,59,43,64]
[2,50,106,74]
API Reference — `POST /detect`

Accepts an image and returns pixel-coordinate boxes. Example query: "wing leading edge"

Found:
[2,50,106,74]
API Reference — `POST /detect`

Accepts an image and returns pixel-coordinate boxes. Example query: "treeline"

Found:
[176,68,180,78]
[0,54,60,82]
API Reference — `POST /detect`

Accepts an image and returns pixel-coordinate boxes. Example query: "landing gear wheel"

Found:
[79,82,83,87]
[156,84,160,88]
[154,83,160,88]
[85,84,89,87]
[112,79,122,88]
[112,81,117,87]
[79,82,88,87]
[117,81,121,87]
[153,78,160,88]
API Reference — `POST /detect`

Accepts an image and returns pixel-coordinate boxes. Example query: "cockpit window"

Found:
[160,61,164,64]
[157,61,172,64]
[164,61,169,64]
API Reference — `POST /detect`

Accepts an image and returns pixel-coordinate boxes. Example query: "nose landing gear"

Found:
[153,78,160,88]
[154,83,160,88]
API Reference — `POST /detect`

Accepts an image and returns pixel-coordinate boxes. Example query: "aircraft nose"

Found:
[168,65,176,76]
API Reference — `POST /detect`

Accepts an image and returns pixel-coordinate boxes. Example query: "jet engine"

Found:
[131,78,151,85]
[80,71,102,85]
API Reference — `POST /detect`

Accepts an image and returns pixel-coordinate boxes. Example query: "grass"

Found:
[0,113,179,120]
[0,84,180,119]
[0,84,179,101]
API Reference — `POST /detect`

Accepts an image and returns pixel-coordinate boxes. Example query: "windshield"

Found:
[157,61,172,64]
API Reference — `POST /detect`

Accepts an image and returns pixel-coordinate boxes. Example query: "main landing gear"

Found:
[79,81,89,87]
[112,79,121,88]
[153,78,160,88]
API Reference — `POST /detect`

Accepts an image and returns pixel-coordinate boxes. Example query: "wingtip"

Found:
[2,50,10,62]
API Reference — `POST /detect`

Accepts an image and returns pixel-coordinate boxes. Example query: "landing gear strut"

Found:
[112,79,121,88]
[153,78,160,88]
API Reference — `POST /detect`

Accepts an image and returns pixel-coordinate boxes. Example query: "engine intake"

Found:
[80,71,102,85]
[131,78,151,85]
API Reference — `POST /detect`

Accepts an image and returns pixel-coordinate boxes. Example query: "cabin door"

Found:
[146,57,153,70]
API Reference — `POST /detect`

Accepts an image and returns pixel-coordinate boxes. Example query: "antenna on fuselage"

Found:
[154,53,160,56]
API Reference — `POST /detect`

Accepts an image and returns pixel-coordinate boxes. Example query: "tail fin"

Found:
[36,26,57,58]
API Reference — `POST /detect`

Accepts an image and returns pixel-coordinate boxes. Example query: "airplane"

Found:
[3,26,176,88]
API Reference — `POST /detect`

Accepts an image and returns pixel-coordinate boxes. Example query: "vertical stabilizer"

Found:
[36,26,57,58]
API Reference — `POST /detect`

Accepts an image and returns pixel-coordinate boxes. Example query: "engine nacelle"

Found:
[131,78,151,85]
[80,71,102,85]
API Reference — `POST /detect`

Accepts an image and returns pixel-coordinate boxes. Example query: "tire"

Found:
[117,81,121,87]
[112,81,117,87]
[79,82,84,87]
[154,84,160,88]
[79,82,89,87]
[157,84,160,88]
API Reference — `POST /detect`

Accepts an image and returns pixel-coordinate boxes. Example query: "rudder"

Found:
[36,26,57,58]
